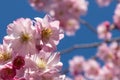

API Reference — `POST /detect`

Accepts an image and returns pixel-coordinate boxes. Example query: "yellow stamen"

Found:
[20,33,30,43]
[41,28,52,41]
[36,59,46,69]
[0,52,11,62]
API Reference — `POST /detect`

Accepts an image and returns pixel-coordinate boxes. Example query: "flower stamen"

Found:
[41,28,52,42]
[20,33,30,43]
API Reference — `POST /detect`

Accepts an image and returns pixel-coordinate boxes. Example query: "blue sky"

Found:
[0,0,119,70]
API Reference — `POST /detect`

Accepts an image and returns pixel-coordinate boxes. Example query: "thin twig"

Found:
[80,19,97,34]
[60,37,120,54]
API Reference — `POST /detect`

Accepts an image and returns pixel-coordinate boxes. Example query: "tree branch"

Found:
[60,37,120,54]
[80,19,97,34]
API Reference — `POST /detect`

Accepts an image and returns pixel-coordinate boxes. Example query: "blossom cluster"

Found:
[0,15,65,80]
[68,42,120,80]
[1,0,120,80]
[97,3,120,40]
[67,2,120,80]
[29,0,88,35]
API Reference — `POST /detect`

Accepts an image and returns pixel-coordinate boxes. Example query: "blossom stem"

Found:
[60,37,120,54]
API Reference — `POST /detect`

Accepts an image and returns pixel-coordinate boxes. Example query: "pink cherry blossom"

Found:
[34,15,64,52]
[97,21,112,40]
[113,4,120,29]
[49,0,88,35]
[4,18,36,56]
[61,18,80,36]
[0,43,12,64]
[97,43,115,62]
[69,56,85,75]
[29,0,88,35]
[96,0,112,7]
[24,52,63,80]
[83,59,100,79]
[97,64,119,80]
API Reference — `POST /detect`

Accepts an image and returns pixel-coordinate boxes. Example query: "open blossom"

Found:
[83,59,100,79]
[97,21,112,40]
[0,43,12,64]
[97,43,115,62]
[97,64,119,80]
[61,18,80,36]
[96,0,112,7]
[34,15,64,52]
[24,52,63,80]
[113,4,120,29]
[69,56,85,75]
[4,18,36,56]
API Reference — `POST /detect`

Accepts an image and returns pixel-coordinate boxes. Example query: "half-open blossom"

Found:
[4,18,36,56]
[97,21,112,40]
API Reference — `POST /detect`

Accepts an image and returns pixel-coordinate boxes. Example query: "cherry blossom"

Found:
[83,59,100,79]
[0,43,12,64]
[4,18,36,56]
[97,43,115,62]
[69,56,85,75]
[113,4,120,29]
[96,0,112,7]
[24,52,63,80]
[1,0,120,80]
[97,21,112,40]
[34,15,64,52]
[29,0,88,35]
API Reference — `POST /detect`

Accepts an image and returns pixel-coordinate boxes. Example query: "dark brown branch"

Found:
[60,37,120,54]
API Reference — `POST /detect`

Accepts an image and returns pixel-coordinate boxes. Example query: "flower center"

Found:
[41,28,52,41]
[0,52,11,62]
[13,56,25,70]
[36,59,46,69]
[20,33,30,43]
